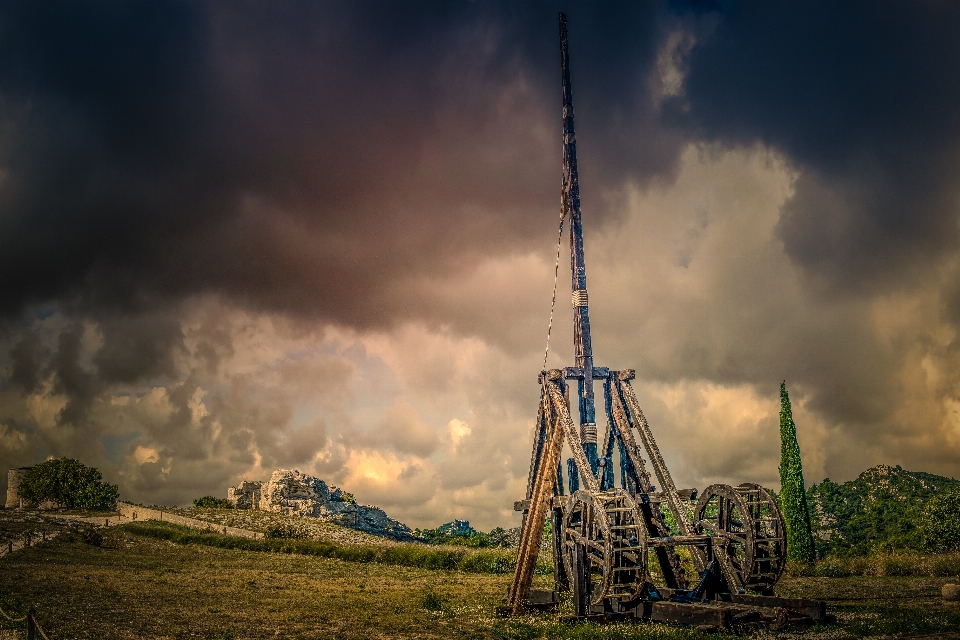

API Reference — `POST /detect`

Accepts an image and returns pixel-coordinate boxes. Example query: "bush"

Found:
[420,586,446,612]
[19,458,118,511]
[922,487,960,553]
[193,496,232,509]
[929,554,960,577]
[485,527,512,548]
[61,524,104,546]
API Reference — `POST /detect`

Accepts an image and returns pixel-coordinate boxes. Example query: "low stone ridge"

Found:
[227,469,415,542]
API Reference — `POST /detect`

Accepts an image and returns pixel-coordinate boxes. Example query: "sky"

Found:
[2,1,960,531]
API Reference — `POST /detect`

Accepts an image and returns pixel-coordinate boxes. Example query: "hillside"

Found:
[807,464,960,556]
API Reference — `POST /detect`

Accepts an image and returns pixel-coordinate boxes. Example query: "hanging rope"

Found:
[541,191,568,371]
[0,605,27,623]
[35,617,51,640]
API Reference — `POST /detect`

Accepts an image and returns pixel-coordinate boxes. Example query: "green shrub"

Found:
[193,496,233,509]
[872,553,919,576]
[19,458,118,510]
[922,487,960,553]
[420,586,445,611]
[930,554,960,577]
[61,524,104,546]
[485,527,512,548]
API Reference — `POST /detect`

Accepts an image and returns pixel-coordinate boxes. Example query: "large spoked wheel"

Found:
[694,483,786,594]
[736,482,787,590]
[562,489,648,607]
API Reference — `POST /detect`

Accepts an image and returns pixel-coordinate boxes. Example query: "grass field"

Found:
[1,516,959,639]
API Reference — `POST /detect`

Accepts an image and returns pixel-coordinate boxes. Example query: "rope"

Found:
[0,605,27,623]
[35,617,51,640]
[541,192,568,371]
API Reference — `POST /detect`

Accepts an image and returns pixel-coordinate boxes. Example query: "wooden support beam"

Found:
[728,594,827,622]
[507,373,572,615]
[561,366,610,380]
[514,497,563,512]
[648,602,732,629]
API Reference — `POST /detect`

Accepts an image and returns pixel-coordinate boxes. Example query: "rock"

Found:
[227,469,415,542]
[944,584,960,602]
[227,481,262,510]
[258,469,332,515]
[435,520,476,536]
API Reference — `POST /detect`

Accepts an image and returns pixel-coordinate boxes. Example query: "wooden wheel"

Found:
[563,489,648,607]
[694,483,786,594]
[736,482,787,591]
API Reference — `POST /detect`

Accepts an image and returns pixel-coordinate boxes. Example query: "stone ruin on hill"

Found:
[227,469,415,541]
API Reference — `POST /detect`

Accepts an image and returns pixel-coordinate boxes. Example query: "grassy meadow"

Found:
[0,513,959,639]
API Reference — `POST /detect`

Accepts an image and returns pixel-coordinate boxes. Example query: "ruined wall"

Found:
[227,480,263,509]
[5,467,34,509]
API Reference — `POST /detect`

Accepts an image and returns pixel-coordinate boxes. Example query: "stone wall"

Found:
[5,467,34,509]
[116,502,261,538]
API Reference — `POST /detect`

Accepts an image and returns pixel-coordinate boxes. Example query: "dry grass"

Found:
[787,552,960,578]
[1,513,959,639]
[0,509,119,545]
[124,520,536,575]
[164,507,397,547]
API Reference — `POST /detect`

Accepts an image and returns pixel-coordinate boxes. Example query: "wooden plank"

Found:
[729,594,827,622]
[649,601,732,629]
[506,374,570,615]
[514,497,563,511]
[647,534,713,546]
[562,366,610,380]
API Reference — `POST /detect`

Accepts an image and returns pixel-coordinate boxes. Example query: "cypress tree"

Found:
[778,382,815,563]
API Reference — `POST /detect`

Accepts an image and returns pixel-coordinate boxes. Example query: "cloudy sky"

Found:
[2,1,960,530]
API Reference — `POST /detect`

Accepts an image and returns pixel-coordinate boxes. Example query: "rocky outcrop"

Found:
[227,480,262,510]
[227,469,414,542]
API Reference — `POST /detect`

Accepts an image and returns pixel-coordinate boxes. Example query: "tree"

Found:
[921,486,960,552]
[18,458,119,511]
[193,496,232,509]
[778,382,815,563]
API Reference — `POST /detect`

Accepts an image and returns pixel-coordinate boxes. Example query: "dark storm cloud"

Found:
[4,0,960,512]
[0,1,678,330]
[679,1,960,292]
[9,329,43,393]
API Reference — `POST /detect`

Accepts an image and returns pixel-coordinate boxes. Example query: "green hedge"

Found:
[122,520,551,575]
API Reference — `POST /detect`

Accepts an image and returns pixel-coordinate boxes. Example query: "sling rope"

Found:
[541,192,568,371]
